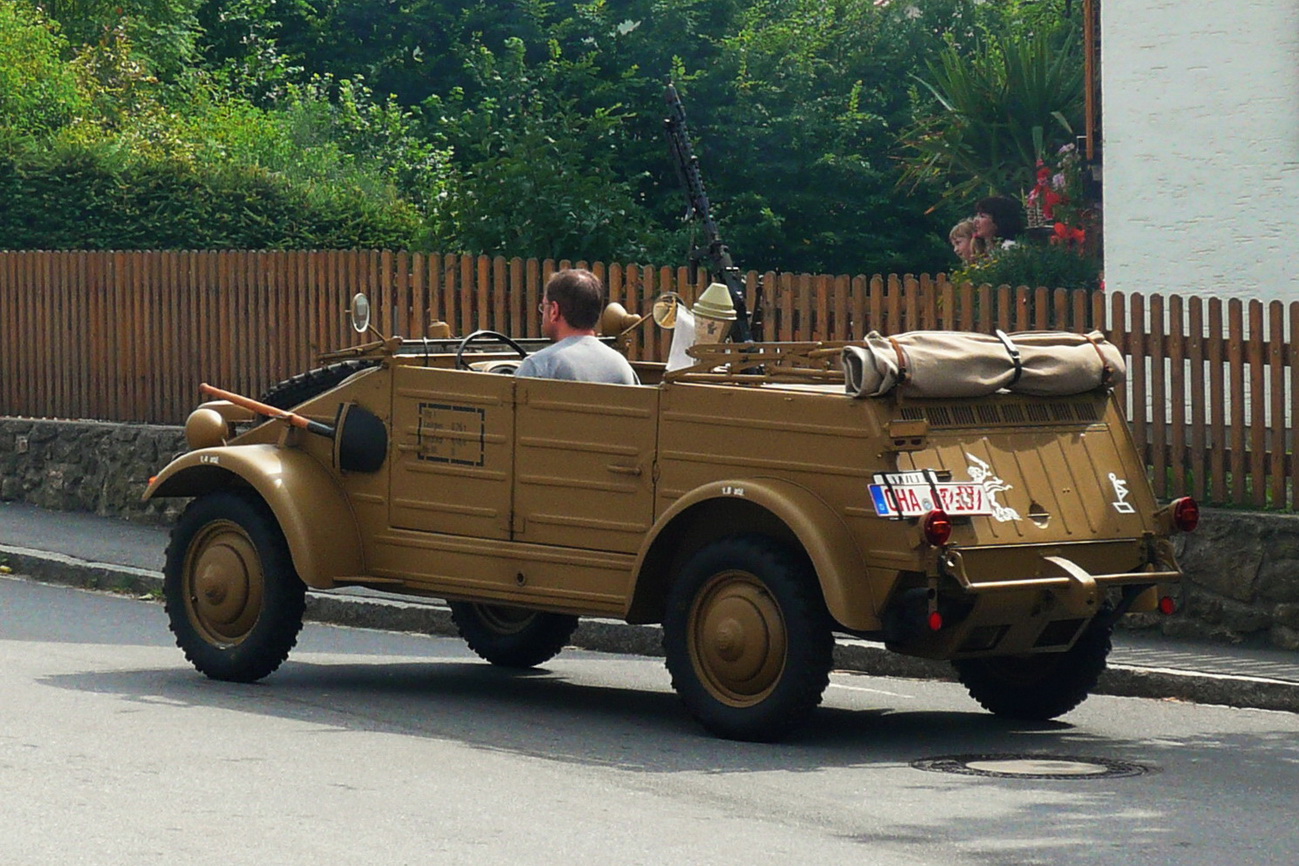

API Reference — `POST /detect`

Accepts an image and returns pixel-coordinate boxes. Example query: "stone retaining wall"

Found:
[2,418,1296,650]
[1169,518,1299,650]
[0,419,187,525]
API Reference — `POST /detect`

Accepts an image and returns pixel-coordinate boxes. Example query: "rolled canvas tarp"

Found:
[841,329,1125,399]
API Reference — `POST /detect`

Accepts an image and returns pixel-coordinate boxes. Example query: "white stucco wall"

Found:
[1102,1,1299,303]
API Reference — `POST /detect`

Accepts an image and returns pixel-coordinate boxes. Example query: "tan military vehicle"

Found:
[145,293,1197,742]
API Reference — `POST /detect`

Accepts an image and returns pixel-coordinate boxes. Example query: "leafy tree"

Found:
[694,0,971,274]
[42,0,204,80]
[197,0,553,106]
[275,75,454,212]
[192,0,307,102]
[0,1,87,140]
[425,36,671,261]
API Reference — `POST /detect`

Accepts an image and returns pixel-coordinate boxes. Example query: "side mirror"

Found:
[316,291,400,363]
[349,293,372,334]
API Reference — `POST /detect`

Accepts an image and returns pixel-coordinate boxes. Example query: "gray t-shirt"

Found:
[514,335,639,385]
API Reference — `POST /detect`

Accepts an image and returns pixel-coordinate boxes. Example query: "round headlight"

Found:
[184,408,229,450]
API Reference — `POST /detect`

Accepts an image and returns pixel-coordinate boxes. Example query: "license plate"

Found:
[869,472,992,517]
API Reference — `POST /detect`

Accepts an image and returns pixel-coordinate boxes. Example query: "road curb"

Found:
[4,544,1296,715]
[1099,665,1299,714]
[1,546,162,597]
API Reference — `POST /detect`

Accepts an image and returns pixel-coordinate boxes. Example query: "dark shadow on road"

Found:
[13,578,1299,864]
[40,655,1299,773]
[37,652,1299,865]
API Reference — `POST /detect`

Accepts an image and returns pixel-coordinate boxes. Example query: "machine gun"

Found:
[664,82,761,343]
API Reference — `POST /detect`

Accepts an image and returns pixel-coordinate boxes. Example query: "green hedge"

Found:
[0,143,423,250]
[952,239,1102,294]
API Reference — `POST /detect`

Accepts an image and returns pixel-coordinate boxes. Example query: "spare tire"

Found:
[258,360,378,412]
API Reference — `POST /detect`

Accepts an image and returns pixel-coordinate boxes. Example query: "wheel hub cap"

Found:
[198,567,229,606]
[713,618,743,660]
[185,522,263,645]
[691,572,787,706]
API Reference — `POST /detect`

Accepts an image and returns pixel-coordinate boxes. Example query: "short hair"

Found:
[975,195,1025,241]
[544,268,605,330]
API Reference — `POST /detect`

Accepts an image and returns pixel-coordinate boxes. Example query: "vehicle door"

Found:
[512,379,658,554]
[388,366,514,540]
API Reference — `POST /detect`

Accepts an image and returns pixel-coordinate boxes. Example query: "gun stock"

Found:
[199,383,336,439]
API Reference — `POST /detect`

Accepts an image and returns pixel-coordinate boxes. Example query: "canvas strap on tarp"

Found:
[1085,331,1117,385]
[994,329,1023,386]
[841,329,1126,399]
[886,336,909,384]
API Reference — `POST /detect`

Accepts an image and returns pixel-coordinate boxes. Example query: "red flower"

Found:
[1052,222,1086,246]
[1029,160,1065,220]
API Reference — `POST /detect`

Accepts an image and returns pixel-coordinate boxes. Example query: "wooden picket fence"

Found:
[1,250,1295,509]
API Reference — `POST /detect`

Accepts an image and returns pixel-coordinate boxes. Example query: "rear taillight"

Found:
[922,509,952,546]
[1171,496,1200,532]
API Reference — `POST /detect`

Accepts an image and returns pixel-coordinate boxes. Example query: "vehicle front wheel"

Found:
[448,602,579,668]
[663,535,834,742]
[164,490,306,682]
[952,614,1113,720]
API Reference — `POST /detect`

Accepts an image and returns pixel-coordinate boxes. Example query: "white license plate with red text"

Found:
[869,471,992,518]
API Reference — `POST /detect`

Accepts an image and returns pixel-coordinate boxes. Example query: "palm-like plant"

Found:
[898,29,1084,206]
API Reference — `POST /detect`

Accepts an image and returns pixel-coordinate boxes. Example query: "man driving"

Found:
[514,268,639,385]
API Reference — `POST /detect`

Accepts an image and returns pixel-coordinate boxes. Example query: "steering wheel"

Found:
[454,330,530,370]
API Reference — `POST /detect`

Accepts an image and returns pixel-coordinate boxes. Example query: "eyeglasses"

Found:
[538,298,555,314]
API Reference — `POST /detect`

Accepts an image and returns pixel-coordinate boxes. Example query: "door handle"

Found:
[606,464,642,477]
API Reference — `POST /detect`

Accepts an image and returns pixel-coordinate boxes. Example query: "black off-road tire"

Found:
[259,360,377,413]
[164,490,306,682]
[449,602,579,668]
[662,534,834,742]
[952,614,1113,721]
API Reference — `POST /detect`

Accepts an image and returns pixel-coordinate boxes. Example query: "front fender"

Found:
[626,477,880,630]
[144,444,362,589]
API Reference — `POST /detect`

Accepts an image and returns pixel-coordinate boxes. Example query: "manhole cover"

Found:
[911,754,1153,780]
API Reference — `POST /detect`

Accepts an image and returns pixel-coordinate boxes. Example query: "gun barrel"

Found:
[663,80,756,342]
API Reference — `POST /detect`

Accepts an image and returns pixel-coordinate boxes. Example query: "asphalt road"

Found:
[3,575,1298,866]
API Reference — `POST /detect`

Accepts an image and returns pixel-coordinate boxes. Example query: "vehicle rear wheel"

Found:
[164,490,306,682]
[952,614,1113,720]
[448,602,578,668]
[663,535,833,742]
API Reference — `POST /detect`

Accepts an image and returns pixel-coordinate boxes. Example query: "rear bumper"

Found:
[944,547,1179,604]
[885,540,1181,660]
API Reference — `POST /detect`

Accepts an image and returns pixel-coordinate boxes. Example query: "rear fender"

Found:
[626,478,880,630]
[144,444,362,588]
